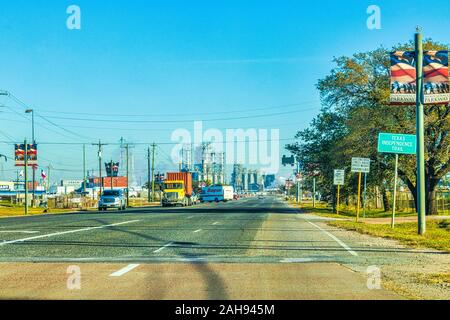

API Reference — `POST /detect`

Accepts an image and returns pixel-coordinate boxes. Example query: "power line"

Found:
[17,101,319,118]
[30,108,319,124]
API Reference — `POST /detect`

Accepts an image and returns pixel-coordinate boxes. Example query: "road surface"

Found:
[0,196,430,299]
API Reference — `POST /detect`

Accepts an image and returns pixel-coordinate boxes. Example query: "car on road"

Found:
[98,189,127,211]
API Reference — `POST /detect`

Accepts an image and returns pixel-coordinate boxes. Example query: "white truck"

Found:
[200,185,234,203]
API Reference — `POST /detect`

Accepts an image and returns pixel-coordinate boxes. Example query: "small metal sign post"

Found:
[378,133,417,228]
[351,158,371,222]
[334,170,345,215]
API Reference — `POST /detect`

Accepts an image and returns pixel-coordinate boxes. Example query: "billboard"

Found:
[390,51,449,105]
[390,51,417,105]
[423,51,449,105]
[15,144,38,167]
[105,162,120,177]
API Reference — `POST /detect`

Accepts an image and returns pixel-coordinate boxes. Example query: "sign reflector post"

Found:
[351,158,371,222]
[334,170,345,215]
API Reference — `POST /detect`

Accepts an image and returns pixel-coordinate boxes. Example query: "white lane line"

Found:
[306,221,358,257]
[0,231,40,234]
[212,222,220,226]
[0,220,141,246]
[153,242,174,253]
[110,264,140,277]
[193,229,202,233]
[187,216,195,219]
[280,258,316,263]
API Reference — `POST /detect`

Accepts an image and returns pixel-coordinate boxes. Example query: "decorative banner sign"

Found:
[351,158,371,174]
[390,51,417,105]
[378,133,417,155]
[15,144,38,167]
[390,51,449,105]
[334,170,345,186]
[423,51,449,105]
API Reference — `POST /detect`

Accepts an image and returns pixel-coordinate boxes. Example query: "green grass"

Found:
[328,219,450,252]
[290,201,417,219]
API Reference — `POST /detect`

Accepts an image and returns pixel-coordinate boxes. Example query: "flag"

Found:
[390,51,449,105]
[423,51,449,105]
[390,51,417,105]
[19,170,24,178]
[41,170,47,180]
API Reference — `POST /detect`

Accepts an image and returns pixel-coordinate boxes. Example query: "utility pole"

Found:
[147,147,151,202]
[126,144,130,207]
[83,144,86,195]
[151,143,156,202]
[24,140,28,215]
[92,140,108,197]
[47,164,52,194]
[110,159,114,190]
[415,28,426,235]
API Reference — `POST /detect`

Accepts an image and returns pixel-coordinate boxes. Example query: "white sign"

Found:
[334,170,345,186]
[351,158,371,173]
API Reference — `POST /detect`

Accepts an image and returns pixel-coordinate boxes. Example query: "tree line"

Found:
[287,39,450,215]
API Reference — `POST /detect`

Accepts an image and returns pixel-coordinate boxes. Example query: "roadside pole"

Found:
[336,184,340,215]
[47,165,51,193]
[126,144,129,208]
[151,143,156,202]
[313,177,316,208]
[147,147,151,202]
[356,172,362,223]
[83,144,86,208]
[415,29,426,235]
[296,160,301,204]
[24,140,28,215]
[363,173,367,219]
[392,154,399,228]
[110,159,114,190]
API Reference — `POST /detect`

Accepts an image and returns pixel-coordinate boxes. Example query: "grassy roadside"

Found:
[290,201,417,219]
[288,200,450,252]
[329,219,450,252]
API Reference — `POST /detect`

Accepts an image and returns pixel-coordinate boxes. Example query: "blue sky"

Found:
[0,0,449,183]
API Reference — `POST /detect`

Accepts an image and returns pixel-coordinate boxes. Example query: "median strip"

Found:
[0,220,141,246]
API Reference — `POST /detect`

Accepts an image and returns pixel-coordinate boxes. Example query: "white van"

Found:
[201,186,234,203]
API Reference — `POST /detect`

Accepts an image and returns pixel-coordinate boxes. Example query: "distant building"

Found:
[263,174,276,189]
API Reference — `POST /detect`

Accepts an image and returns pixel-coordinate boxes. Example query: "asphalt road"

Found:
[0,196,428,299]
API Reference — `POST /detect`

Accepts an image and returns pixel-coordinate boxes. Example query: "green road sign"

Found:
[378,133,417,155]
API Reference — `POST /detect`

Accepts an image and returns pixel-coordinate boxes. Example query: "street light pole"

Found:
[25,109,36,207]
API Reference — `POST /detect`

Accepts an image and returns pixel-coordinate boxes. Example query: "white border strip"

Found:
[307,221,358,257]
[0,220,141,246]
[110,264,140,277]
[153,242,174,253]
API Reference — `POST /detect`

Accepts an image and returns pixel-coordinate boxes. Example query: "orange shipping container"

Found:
[166,172,193,197]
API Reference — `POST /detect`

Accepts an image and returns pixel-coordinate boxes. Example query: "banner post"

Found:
[415,30,426,235]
